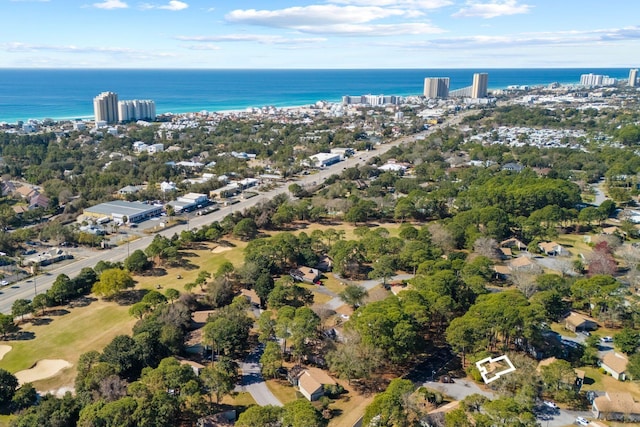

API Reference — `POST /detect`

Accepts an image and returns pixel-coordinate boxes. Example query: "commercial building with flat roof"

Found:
[83,200,162,224]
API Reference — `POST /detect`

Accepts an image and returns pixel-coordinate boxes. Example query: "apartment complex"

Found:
[93,92,156,123]
[93,91,119,124]
[580,73,617,87]
[423,77,450,98]
[472,73,489,98]
[117,100,156,122]
[629,69,638,87]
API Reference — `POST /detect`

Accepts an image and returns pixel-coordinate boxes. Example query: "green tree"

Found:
[92,268,135,298]
[236,405,284,427]
[260,341,282,379]
[164,288,180,304]
[281,399,322,427]
[99,335,142,380]
[0,313,17,339]
[363,378,415,427]
[615,327,640,355]
[12,299,32,322]
[11,382,37,411]
[234,218,258,241]
[200,356,238,405]
[338,284,368,309]
[124,249,151,274]
[31,293,50,316]
[627,352,640,380]
[0,368,19,410]
[368,254,396,285]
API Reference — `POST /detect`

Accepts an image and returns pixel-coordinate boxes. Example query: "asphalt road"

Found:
[236,343,283,407]
[0,112,470,315]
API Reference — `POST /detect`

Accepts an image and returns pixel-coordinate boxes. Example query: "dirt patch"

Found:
[211,246,232,254]
[15,359,73,385]
[0,344,11,360]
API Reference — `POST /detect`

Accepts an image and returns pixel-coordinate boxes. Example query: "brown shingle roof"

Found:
[594,392,640,415]
[602,352,628,374]
[298,367,336,396]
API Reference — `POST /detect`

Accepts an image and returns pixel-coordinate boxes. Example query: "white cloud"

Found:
[93,0,128,9]
[159,1,188,11]
[9,0,50,2]
[184,44,221,51]
[140,1,188,11]
[177,34,327,45]
[453,0,531,19]
[329,0,452,9]
[226,5,407,27]
[224,4,444,36]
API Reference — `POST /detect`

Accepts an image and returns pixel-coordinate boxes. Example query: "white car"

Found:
[0,280,8,286]
[575,416,589,426]
[601,336,613,343]
[543,401,559,410]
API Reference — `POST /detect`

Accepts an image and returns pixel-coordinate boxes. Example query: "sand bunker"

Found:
[0,345,11,361]
[211,246,232,254]
[15,359,72,384]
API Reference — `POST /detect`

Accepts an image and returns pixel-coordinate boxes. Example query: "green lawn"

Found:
[0,299,136,390]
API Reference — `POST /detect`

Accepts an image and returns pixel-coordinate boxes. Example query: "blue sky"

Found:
[1,0,639,68]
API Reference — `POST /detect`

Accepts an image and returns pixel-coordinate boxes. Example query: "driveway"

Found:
[236,343,283,407]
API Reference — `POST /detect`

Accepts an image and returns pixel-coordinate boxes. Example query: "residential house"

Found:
[1,180,16,197]
[290,267,321,284]
[538,241,569,256]
[240,288,261,307]
[15,185,38,200]
[592,392,640,421]
[600,352,628,381]
[294,367,337,401]
[179,359,205,376]
[502,162,524,172]
[564,312,598,333]
[29,193,49,210]
[509,256,535,271]
[500,238,527,250]
[499,247,513,259]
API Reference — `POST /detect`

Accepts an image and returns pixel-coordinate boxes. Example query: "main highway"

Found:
[0,112,469,314]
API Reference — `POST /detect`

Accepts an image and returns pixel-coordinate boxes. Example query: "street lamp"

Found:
[27,277,37,298]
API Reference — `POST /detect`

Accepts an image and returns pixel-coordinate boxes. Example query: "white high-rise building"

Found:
[423,77,449,98]
[629,69,638,87]
[93,92,118,124]
[117,100,156,122]
[471,73,488,98]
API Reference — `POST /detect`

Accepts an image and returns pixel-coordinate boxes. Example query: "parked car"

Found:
[543,401,559,410]
[575,416,589,426]
[580,330,591,336]
[601,336,613,343]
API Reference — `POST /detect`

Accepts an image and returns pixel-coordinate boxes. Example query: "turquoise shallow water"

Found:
[0,68,630,123]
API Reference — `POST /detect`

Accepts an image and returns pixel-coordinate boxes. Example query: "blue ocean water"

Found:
[0,68,631,123]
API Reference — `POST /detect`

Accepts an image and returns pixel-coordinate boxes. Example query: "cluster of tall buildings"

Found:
[93,92,156,124]
[423,73,488,99]
[342,94,402,106]
[579,73,617,87]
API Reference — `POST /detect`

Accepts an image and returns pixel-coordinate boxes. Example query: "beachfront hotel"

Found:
[630,69,638,87]
[93,91,118,124]
[423,77,450,98]
[472,73,489,98]
[117,100,156,122]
